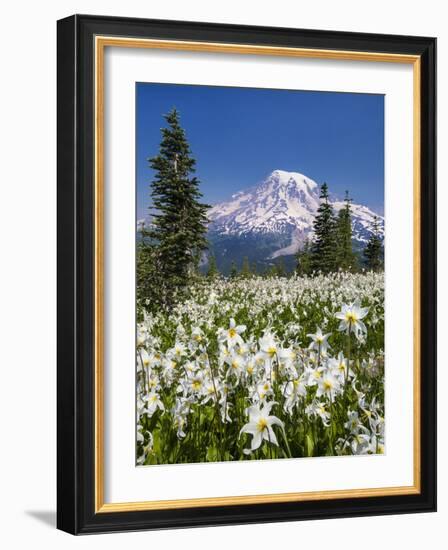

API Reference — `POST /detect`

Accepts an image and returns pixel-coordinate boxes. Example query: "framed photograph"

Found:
[57,14,436,534]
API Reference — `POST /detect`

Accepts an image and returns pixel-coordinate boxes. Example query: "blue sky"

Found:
[136,83,384,220]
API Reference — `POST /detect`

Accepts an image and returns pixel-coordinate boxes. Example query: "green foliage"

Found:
[296,238,312,276]
[310,183,338,273]
[229,260,238,279]
[296,185,362,277]
[138,108,210,309]
[275,256,286,277]
[206,254,219,279]
[241,256,251,278]
[336,191,358,272]
[136,223,167,311]
[364,215,383,271]
[265,263,278,278]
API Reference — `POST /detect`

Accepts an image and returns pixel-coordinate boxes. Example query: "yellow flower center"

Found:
[345,312,358,323]
[267,346,276,356]
[192,380,202,390]
[228,328,237,338]
[323,380,333,391]
[257,418,268,432]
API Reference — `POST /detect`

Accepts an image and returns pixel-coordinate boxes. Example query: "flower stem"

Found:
[281,428,293,458]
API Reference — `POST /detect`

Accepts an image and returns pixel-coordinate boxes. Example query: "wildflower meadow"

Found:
[136,271,384,465]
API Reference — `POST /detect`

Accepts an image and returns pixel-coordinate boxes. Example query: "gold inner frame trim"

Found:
[94,35,422,513]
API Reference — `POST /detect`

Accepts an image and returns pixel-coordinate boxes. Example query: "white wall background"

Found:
[0,0,444,547]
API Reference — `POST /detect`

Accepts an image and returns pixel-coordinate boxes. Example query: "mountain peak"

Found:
[208,169,384,255]
[269,169,318,188]
[209,169,322,235]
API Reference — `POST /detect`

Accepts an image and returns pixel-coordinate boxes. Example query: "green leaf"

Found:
[206,446,219,462]
[306,434,314,457]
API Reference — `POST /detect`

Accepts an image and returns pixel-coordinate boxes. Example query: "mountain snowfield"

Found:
[208,169,384,261]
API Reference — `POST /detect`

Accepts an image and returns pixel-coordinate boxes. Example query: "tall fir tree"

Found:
[364,215,383,271]
[229,261,238,279]
[136,220,173,313]
[310,183,337,273]
[147,108,210,307]
[241,256,251,278]
[296,238,312,276]
[136,223,162,311]
[336,190,357,271]
[275,257,286,277]
[206,253,218,279]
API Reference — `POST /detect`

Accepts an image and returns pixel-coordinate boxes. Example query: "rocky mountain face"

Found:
[207,169,383,273]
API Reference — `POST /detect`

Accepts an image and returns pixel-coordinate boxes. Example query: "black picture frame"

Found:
[57,14,436,535]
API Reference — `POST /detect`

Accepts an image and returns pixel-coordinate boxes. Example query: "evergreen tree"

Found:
[310,183,337,273]
[147,108,210,307]
[336,191,357,271]
[229,261,238,279]
[296,238,312,276]
[364,215,383,271]
[136,239,155,309]
[136,224,152,306]
[207,253,218,278]
[136,222,165,311]
[251,262,257,276]
[275,257,286,277]
[241,256,251,278]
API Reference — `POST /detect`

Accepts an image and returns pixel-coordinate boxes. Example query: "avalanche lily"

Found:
[218,318,246,348]
[239,402,284,453]
[335,301,369,340]
[307,327,331,354]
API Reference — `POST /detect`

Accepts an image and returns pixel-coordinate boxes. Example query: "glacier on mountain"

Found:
[208,169,383,259]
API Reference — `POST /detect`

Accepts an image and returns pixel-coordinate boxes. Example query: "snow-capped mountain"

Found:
[208,169,383,261]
